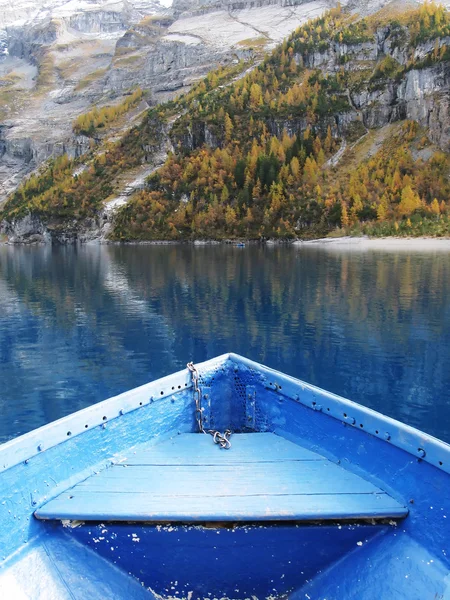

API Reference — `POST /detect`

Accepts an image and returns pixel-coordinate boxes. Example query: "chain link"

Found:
[187,362,232,449]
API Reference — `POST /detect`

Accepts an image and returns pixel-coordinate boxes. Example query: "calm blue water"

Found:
[1,244,450,444]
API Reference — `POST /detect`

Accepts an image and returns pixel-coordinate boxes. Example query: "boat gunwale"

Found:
[228,354,450,476]
[0,354,230,473]
[1,352,449,476]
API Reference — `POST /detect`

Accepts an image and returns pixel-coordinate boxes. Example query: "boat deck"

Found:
[35,433,407,522]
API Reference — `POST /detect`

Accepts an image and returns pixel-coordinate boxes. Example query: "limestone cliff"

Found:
[3,2,450,243]
[0,0,338,206]
[170,26,450,155]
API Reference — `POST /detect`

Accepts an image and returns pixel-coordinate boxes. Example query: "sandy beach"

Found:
[294,236,450,251]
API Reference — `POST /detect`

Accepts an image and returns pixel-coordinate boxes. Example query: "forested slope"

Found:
[2,2,450,241]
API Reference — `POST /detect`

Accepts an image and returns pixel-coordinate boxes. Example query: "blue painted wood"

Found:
[0,530,154,599]
[74,462,382,494]
[243,366,450,568]
[2,352,450,599]
[0,360,198,472]
[67,521,386,600]
[228,353,450,475]
[36,433,406,521]
[0,391,195,560]
[35,490,407,521]
[292,531,449,600]
[124,432,324,464]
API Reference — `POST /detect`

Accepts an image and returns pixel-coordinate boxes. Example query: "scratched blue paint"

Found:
[67,522,385,599]
[1,530,153,599]
[0,354,450,599]
[36,433,406,522]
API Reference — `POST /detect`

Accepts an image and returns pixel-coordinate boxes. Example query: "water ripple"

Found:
[0,244,449,443]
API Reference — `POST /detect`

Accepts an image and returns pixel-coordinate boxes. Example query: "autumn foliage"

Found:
[2,3,450,240]
[73,88,144,136]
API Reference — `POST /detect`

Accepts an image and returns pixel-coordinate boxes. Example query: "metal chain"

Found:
[187,362,232,449]
[187,361,204,434]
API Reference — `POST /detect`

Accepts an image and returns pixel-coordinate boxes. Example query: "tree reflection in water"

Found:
[0,243,449,443]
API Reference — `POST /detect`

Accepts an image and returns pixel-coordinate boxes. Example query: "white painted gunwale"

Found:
[1,352,449,477]
[0,354,230,473]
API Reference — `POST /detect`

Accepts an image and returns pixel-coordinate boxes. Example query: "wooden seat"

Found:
[35,433,407,522]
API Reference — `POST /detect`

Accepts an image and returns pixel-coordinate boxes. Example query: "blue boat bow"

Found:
[0,353,449,599]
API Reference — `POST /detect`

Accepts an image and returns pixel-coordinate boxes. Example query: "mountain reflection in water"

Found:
[0,243,449,444]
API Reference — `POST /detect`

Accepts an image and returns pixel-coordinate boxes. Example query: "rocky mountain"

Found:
[0,1,166,202]
[2,1,450,243]
[106,2,450,241]
[0,0,346,206]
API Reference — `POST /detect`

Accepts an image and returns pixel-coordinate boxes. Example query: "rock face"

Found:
[293,27,450,152]
[0,111,173,244]
[2,0,450,243]
[349,64,450,146]
[0,208,116,244]
[0,0,339,206]
[173,0,316,16]
[171,22,450,158]
[0,213,51,243]
[106,38,247,95]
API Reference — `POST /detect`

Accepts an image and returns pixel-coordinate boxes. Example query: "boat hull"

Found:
[62,521,389,599]
[0,353,449,599]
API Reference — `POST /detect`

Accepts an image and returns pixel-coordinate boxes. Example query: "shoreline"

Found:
[293,236,450,251]
[2,235,450,250]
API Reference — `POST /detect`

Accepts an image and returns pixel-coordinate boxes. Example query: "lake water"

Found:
[1,244,450,445]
